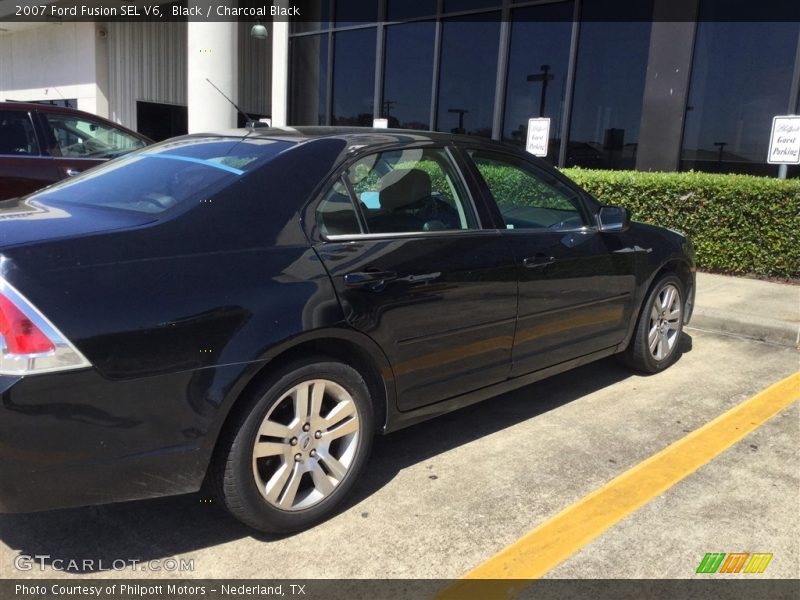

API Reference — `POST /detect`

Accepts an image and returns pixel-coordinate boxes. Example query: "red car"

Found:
[0,102,151,200]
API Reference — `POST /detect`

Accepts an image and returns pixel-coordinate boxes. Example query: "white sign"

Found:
[373,118,389,129]
[526,118,551,157]
[767,115,800,164]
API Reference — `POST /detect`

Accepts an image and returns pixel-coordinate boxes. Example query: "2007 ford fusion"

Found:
[0,128,694,532]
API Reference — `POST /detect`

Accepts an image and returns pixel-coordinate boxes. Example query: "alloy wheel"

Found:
[251,379,360,511]
[647,283,682,361]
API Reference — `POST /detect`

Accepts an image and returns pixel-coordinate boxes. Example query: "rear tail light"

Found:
[0,277,91,375]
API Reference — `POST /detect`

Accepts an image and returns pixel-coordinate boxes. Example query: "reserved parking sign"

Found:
[767,115,800,164]
[526,118,551,157]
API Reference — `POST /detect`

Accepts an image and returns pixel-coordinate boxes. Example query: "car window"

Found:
[0,111,40,156]
[30,137,294,214]
[42,113,146,159]
[345,147,478,234]
[469,150,587,230]
[316,179,362,237]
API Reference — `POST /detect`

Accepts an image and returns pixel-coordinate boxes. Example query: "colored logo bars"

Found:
[696,553,773,574]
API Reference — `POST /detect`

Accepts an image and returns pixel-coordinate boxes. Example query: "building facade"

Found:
[288,0,800,177]
[2,0,799,177]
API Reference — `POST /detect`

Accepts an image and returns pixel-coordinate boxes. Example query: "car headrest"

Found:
[379,169,432,211]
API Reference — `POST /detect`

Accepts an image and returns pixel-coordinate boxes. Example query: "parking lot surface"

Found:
[0,328,797,580]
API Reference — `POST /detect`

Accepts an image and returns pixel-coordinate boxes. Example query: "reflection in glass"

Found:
[502,2,574,164]
[332,28,377,126]
[681,21,800,176]
[387,0,437,21]
[567,20,652,169]
[335,0,378,28]
[290,34,328,125]
[383,22,436,129]
[290,0,330,33]
[444,0,500,13]
[436,15,501,137]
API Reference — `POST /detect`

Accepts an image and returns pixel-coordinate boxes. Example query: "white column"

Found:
[187,21,238,133]
[271,19,290,127]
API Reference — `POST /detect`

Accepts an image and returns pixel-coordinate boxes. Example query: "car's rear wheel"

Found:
[622,274,685,373]
[212,358,374,533]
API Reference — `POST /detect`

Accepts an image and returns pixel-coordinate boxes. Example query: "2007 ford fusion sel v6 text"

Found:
[0,128,694,533]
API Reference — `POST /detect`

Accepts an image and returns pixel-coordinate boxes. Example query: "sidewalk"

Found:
[689,272,800,348]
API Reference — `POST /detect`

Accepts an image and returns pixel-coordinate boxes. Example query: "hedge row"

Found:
[561,168,800,280]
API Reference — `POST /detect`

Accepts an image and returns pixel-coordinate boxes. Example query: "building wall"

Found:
[0,22,101,113]
[107,20,187,130]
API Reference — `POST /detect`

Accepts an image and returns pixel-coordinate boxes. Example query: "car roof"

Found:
[190,126,523,153]
[1,101,95,115]
[0,101,151,142]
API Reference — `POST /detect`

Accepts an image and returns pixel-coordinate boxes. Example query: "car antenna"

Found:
[205,78,266,129]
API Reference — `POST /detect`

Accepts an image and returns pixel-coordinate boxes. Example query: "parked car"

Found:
[0,128,695,532]
[0,101,150,200]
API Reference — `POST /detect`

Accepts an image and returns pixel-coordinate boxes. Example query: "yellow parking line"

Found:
[437,372,800,599]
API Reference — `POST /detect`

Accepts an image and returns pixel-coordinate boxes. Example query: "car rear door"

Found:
[462,148,636,376]
[309,144,517,411]
[0,108,59,199]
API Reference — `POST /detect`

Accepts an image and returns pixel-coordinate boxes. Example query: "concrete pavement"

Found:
[0,329,796,580]
[691,272,799,347]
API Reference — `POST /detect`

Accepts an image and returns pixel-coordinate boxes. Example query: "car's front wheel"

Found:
[622,274,685,373]
[212,358,374,533]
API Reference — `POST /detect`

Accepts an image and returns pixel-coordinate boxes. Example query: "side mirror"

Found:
[598,205,630,232]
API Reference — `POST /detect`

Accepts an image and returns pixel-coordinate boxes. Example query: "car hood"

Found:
[0,198,155,248]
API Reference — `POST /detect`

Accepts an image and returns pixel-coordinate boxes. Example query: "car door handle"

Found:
[523,254,556,268]
[65,168,82,177]
[344,270,398,288]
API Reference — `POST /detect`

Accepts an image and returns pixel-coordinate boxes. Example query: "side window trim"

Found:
[466,147,595,232]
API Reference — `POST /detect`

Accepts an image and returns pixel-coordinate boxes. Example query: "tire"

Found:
[211,358,374,533]
[622,274,686,374]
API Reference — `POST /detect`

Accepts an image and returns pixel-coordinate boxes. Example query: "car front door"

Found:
[463,148,636,376]
[0,109,59,200]
[310,145,517,411]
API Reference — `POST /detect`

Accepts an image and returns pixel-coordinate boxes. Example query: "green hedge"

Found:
[560,168,800,280]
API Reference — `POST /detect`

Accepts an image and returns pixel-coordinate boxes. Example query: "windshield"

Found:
[31,136,294,214]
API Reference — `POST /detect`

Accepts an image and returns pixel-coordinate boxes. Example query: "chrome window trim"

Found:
[324,224,597,242]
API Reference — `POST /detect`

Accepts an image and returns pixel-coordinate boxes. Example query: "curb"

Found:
[688,308,800,348]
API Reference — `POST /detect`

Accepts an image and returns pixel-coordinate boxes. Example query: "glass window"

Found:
[0,111,40,156]
[332,28,377,126]
[387,0,437,21]
[436,15,501,137]
[31,138,294,214]
[346,147,478,233]
[502,2,574,164]
[335,0,378,27]
[382,21,435,129]
[469,150,586,230]
[316,179,362,237]
[42,113,144,159]
[680,20,800,176]
[290,34,329,126]
[444,0,500,13]
[291,0,330,33]
[567,3,653,169]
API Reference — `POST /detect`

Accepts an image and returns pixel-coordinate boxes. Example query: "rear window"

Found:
[30,137,294,214]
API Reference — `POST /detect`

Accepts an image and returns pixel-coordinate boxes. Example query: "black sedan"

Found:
[0,128,695,532]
